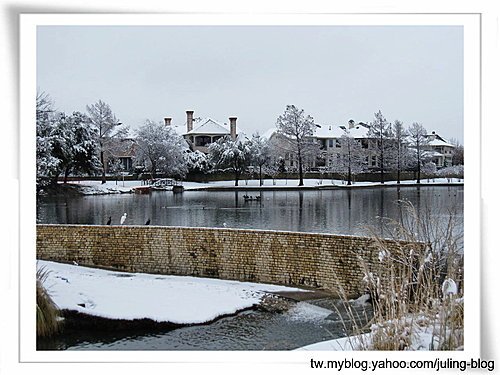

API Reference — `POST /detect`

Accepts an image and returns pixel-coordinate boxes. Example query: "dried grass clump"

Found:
[336,200,464,351]
[36,266,62,337]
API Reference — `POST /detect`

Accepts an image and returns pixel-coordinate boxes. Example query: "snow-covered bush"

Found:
[437,165,464,180]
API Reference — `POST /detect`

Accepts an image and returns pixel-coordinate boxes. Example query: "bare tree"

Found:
[392,119,410,184]
[86,100,128,183]
[276,105,318,186]
[368,110,394,184]
[408,122,429,184]
[331,132,367,185]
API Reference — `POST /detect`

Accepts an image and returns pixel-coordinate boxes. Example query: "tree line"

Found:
[36,94,463,190]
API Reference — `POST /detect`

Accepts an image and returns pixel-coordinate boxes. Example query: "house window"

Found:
[119,157,132,171]
[328,139,334,148]
[195,136,212,147]
[371,155,377,166]
[361,139,368,149]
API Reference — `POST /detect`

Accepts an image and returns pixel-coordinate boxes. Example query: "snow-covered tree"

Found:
[276,105,319,186]
[408,122,429,184]
[449,138,464,166]
[208,135,253,186]
[250,133,271,186]
[330,132,367,185]
[391,119,410,184]
[50,112,99,183]
[36,91,59,187]
[186,150,211,174]
[437,165,464,181]
[367,110,394,184]
[135,120,189,179]
[86,100,128,183]
[422,161,437,178]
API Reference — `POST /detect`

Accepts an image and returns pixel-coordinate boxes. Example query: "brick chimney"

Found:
[229,117,237,141]
[164,117,172,126]
[186,110,194,132]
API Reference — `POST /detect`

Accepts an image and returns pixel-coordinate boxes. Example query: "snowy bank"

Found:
[64,177,463,195]
[296,315,446,351]
[38,260,303,325]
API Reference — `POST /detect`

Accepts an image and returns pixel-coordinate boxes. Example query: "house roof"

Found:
[185,118,231,135]
[425,132,455,148]
[315,123,370,139]
[427,138,455,148]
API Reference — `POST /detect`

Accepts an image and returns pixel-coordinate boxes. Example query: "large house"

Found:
[422,131,455,168]
[103,138,137,174]
[264,120,456,171]
[164,110,242,153]
[264,120,381,170]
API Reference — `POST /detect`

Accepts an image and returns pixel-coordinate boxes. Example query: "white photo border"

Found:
[19,12,480,364]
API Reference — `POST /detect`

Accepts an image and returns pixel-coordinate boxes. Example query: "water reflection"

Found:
[37,186,463,239]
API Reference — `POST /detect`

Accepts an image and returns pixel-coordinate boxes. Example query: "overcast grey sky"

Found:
[37,25,463,142]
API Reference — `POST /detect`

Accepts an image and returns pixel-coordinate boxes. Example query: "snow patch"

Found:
[38,260,303,325]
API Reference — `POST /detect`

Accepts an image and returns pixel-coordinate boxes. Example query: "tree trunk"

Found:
[297,146,304,186]
[100,150,106,184]
[259,165,263,186]
[380,146,385,184]
[416,152,421,184]
[234,170,240,186]
[63,167,70,184]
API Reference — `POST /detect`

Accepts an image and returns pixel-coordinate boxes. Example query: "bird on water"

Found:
[106,216,112,225]
[145,218,151,225]
[120,213,127,225]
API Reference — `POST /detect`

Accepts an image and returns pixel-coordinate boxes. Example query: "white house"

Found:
[422,131,455,168]
[164,110,241,153]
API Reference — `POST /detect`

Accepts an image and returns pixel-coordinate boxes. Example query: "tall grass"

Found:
[338,199,464,350]
[36,266,62,337]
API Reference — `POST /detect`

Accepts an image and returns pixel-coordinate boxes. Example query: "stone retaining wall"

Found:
[36,224,411,297]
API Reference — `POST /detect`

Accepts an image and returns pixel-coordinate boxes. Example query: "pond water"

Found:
[37,186,463,239]
[37,298,372,350]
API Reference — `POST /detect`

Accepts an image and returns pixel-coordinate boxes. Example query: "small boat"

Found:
[132,186,151,194]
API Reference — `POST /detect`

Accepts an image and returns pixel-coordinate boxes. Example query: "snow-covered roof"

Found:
[315,123,370,139]
[427,150,444,157]
[315,124,346,139]
[348,124,370,138]
[185,118,230,135]
[425,132,455,148]
[428,138,455,148]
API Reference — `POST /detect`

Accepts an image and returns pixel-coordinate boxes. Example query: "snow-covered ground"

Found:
[296,322,438,351]
[65,177,463,195]
[38,260,303,324]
